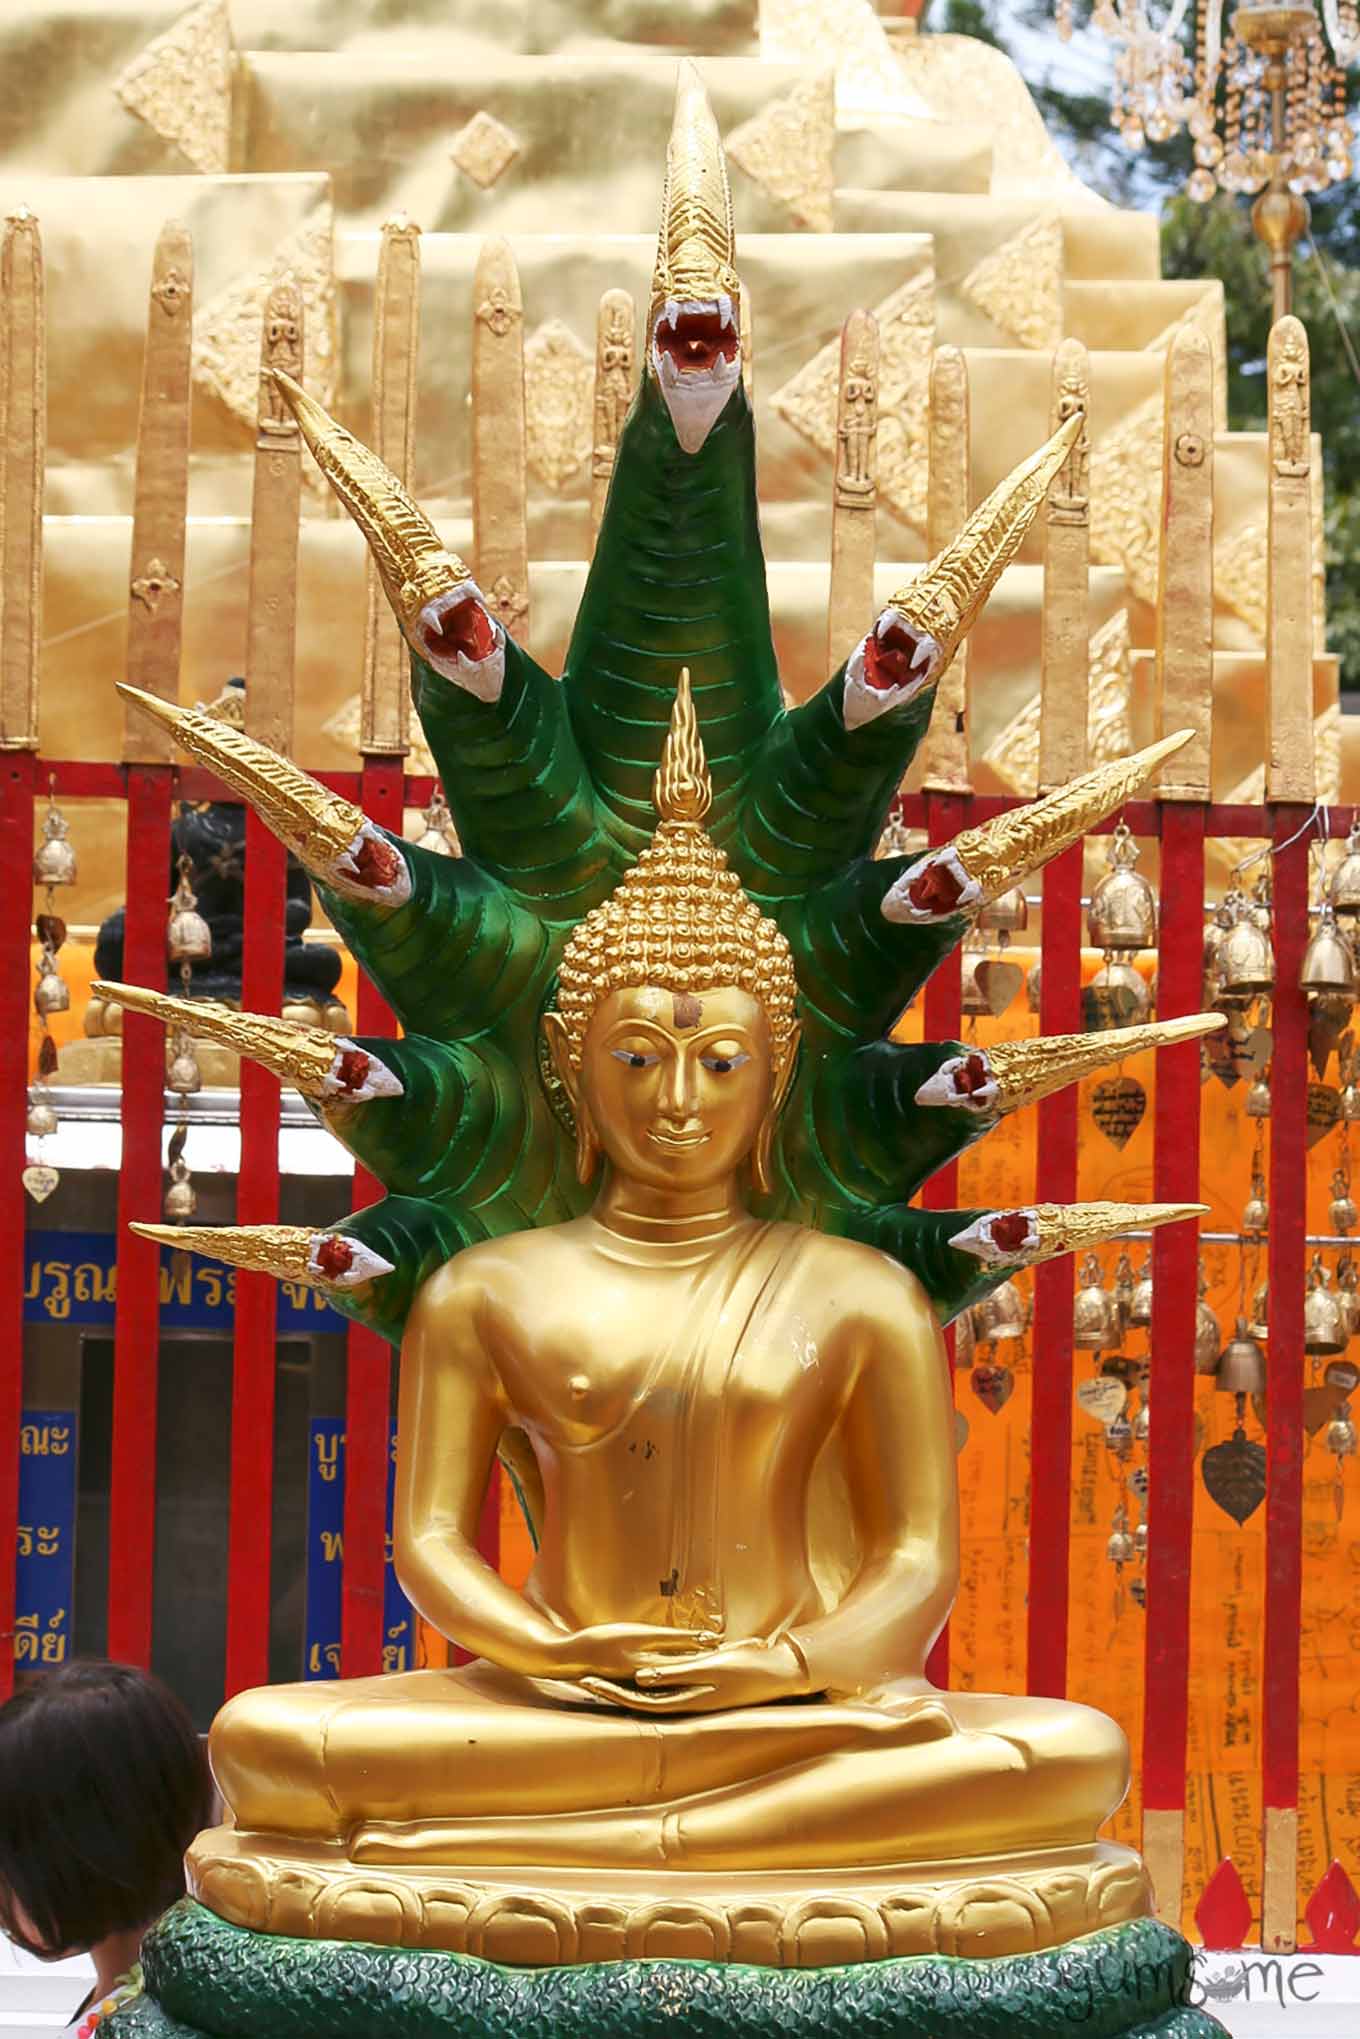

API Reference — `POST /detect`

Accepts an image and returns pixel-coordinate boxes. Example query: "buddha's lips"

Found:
[864,617,937,694]
[418,594,497,666]
[654,303,738,374]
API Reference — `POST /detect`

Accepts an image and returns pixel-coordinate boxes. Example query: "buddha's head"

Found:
[543,673,799,1194]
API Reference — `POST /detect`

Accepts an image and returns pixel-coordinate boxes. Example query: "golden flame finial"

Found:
[651,60,740,319]
[555,673,795,1067]
[882,411,1083,683]
[654,668,712,825]
[270,368,471,638]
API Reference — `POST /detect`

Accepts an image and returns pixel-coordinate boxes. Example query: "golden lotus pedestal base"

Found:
[188,1824,1152,1968]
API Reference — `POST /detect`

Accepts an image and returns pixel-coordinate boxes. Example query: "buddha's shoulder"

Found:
[770,1224,938,1325]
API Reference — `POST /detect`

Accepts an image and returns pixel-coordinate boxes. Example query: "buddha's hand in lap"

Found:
[537,1620,720,1685]
[581,1637,815,1714]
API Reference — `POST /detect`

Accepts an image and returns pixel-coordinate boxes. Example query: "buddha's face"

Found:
[577,985,781,1192]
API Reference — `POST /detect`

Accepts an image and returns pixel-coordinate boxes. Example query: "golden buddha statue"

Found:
[167,678,1188,1968]
[101,76,1221,1985]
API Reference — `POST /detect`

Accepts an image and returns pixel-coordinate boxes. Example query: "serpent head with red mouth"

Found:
[651,291,742,454]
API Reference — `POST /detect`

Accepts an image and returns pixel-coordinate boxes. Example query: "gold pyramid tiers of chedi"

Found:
[0,0,1348,960]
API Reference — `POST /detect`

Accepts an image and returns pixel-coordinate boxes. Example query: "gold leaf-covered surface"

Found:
[187,1823,1151,1966]
[111,0,232,175]
[449,110,523,191]
[982,608,1134,797]
[960,212,1062,351]
[524,320,596,493]
[725,74,836,232]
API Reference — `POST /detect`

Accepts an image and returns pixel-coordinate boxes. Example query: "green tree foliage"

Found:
[932,0,1360,697]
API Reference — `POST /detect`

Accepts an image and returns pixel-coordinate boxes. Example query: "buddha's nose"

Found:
[660,1054,699,1123]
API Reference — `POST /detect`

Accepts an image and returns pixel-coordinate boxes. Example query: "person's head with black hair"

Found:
[0,1662,212,1996]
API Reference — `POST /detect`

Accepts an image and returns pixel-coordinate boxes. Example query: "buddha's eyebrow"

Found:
[672,992,703,1030]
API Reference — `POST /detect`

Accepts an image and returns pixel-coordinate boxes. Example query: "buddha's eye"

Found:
[700,1050,750,1075]
[611,1047,659,1070]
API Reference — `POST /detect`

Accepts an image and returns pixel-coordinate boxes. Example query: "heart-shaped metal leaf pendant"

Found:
[970,1363,1014,1413]
[1202,1428,1267,1524]
[1076,1376,1127,1425]
[1307,1083,1342,1148]
[1091,1075,1147,1149]
[973,959,1023,1018]
[22,1164,59,1204]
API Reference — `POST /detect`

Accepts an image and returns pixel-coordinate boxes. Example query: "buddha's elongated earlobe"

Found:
[753,1023,800,1195]
[575,1105,602,1187]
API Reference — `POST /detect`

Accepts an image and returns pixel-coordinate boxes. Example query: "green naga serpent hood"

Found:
[102,64,1216,1349]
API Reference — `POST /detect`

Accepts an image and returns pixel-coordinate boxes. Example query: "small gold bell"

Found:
[1343,1082,1360,1122]
[973,1279,1026,1343]
[1106,1506,1134,1564]
[32,802,77,887]
[1327,1413,1357,1458]
[1330,820,1360,918]
[1246,1076,1272,1119]
[1133,1396,1150,1443]
[1331,1170,1358,1236]
[1133,1519,1149,1558]
[977,885,1028,936]
[163,1158,197,1221]
[167,856,212,965]
[1073,1253,1121,1350]
[1113,1252,1136,1329]
[960,947,991,1019]
[34,965,69,1017]
[1215,892,1274,1002]
[1218,1318,1267,1394]
[166,1045,202,1096]
[1087,823,1156,952]
[1087,957,1152,1028]
[1338,1257,1360,1339]
[1243,1169,1269,1236]
[1251,1280,1269,1342]
[1026,959,1042,1014]
[26,1099,58,1138]
[1195,1287,1222,1374]
[1300,904,1357,1003]
[1305,1255,1348,1355]
[410,788,460,858]
[1203,906,1233,1001]
[1126,1254,1154,1328]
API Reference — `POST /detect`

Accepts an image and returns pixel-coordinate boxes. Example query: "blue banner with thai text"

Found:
[15,1410,77,1672]
[304,1420,413,1680]
[24,1229,345,1332]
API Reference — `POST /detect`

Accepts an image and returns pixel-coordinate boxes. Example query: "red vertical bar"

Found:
[1028,841,1083,1697]
[223,817,287,1696]
[0,755,37,1698]
[1263,808,1309,1819]
[922,792,964,1689]
[342,760,402,1677]
[108,766,174,1665]
[1142,805,1206,1811]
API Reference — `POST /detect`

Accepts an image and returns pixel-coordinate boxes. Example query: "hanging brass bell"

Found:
[1133,1395,1150,1443]
[1195,1290,1222,1374]
[1338,1256,1360,1339]
[1133,1519,1149,1558]
[977,885,1028,936]
[1251,1280,1269,1341]
[167,855,212,964]
[1073,1253,1121,1350]
[1215,894,1274,1002]
[1300,904,1357,1003]
[26,1099,58,1138]
[1246,1076,1272,1119]
[1107,1522,1135,1566]
[1218,1318,1267,1394]
[163,1159,197,1221]
[1087,957,1152,1029]
[1243,1169,1269,1236]
[410,789,459,858]
[1113,1252,1136,1329]
[32,803,77,887]
[960,947,990,1019]
[34,965,69,1017]
[166,1045,202,1096]
[1087,823,1156,952]
[973,1279,1026,1343]
[1305,1256,1348,1355]
[1343,1082,1360,1122]
[1330,820,1360,919]
[1026,959,1042,1014]
[1126,1254,1154,1328]
[1327,1412,1357,1458]
[1331,1170,1358,1236]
